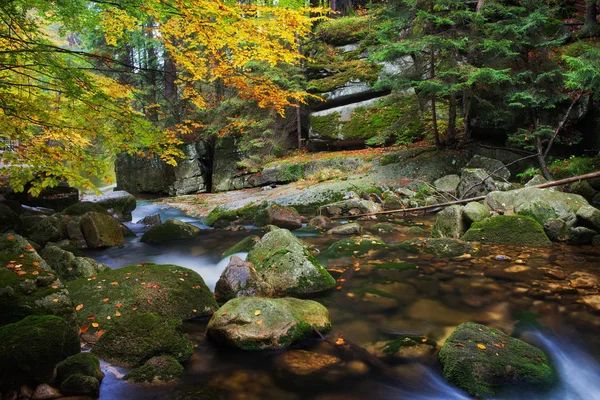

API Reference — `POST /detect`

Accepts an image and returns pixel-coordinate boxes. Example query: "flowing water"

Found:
[86,201,600,400]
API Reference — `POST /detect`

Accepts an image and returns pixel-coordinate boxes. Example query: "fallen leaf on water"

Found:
[75,304,84,311]
[477,344,487,350]
[254,310,261,316]
[92,322,99,328]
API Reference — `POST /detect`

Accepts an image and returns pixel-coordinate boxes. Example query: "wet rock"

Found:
[41,245,109,281]
[366,336,436,362]
[31,384,62,400]
[79,212,125,248]
[124,355,184,383]
[406,299,471,326]
[576,205,600,230]
[136,213,161,227]
[568,271,598,289]
[432,205,465,239]
[465,155,511,181]
[67,263,217,328]
[463,202,489,224]
[515,200,558,225]
[222,235,260,258]
[457,168,498,198]
[327,222,361,235]
[214,256,274,301]
[486,187,588,218]
[59,374,99,396]
[308,216,336,230]
[254,204,302,230]
[439,322,556,398]
[462,215,551,246]
[433,175,460,194]
[0,316,79,388]
[319,199,381,217]
[81,191,136,221]
[274,350,344,386]
[402,238,477,258]
[206,297,331,350]
[26,216,64,246]
[406,226,427,235]
[0,203,21,233]
[92,312,193,367]
[247,228,336,295]
[56,353,104,386]
[484,265,542,282]
[567,226,597,244]
[140,219,200,244]
[582,296,600,312]
[66,220,87,248]
[543,218,569,242]
[62,202,108,217]
[320,235,386,259]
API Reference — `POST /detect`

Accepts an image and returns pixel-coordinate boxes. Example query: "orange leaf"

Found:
[33,261,39,266]
[7,235,14,241]
[97,330,104,338]
[87,314,96,320]
[75,304,84,311]
[103,298,109,303]
[115,303,122,308]
[80,325,90,333]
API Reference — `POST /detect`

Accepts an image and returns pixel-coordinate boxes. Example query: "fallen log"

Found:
[331,171,600,220]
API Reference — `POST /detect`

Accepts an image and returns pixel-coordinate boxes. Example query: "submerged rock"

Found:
[93,312,193,367]
[124,355,184,383]
[462,215,551,246]
[431,205,465,239]
[366,336,436,362]
[214,256,274,301]
[206,297,331,350]
[402,238,477,258]
[140,218,200,243]
[254,204,302,230]
[327,222,362,235]
[320,235,386,259]
[439,322,556,398]
[80,212,125,248]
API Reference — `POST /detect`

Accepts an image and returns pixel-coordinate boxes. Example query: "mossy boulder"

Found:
[92,312,193,367]
[80,212,125,248]
[382,193,405,210]
[461,215,551,246]
[486,187,589,218]
[465,155,510,181]
[0,315,80,388]
[0,234,76,326]
[319,235,386,259]
[402,238,477,258]
[433,174,460,194]
[141,219,200,244]
[0,203,21,233]
[124,355,184,383]
[82,191,137,221]
[60,373,100,395]
[247,228,336,295]
[41,245,109,281]
[254,204,302,230]
[569,181,596,202]
[431,205,465,239]
[515,201,558,226]
[576,205,600,230]
[222,235,260,258]
[26,216,65,246]
[67,263,217,331]
[439,322,556,397]
[62,202,109,216]
[205,203,267,227]
[458,168,498,198]
[214,256,274,302]
[463,202,489,224]
[206,297,331,350]
[56,352,104,385]
[567,226,597,244]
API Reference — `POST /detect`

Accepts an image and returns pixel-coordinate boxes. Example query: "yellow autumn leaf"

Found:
[75,304,84,311]
[254,310,261,316]
[477,343,487,350]
[92,322,99,328]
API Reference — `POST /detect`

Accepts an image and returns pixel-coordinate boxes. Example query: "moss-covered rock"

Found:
[205,203,267,227]
[439,322,556,397]
[431,205,465,239]
[140,219,200,244]
[0,315,80,388]
[62,202,109,216]
[82,191,137,221]
[254,204,302,230]
[41,245,109,281]
[433,174,460,194]
[60,373,100,395]
[319,199,380,217]
[67,263,217,331]
[56,352,104,385]
[214,256,274,302]
[0,234,76,326]
[463,201,490,225]
[486,187,589,218]
[569,181,596,202]
[576,205,600,230]
[366,336,437,362]
[567,226,597,244]
[247,228,336,295]
[26,216,65,246]
[327,222,362,235]
[92,312,193,367]
[319,235,387,259]
[461,215,551,246]
[80,212,125,248]
[124,355,184,383]
[222,235,260,258]
[515,201,558,226]
[206,297,331,350]
[402,238,477,258]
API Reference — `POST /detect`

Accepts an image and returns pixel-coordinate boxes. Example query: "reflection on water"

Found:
[87,201,600,400]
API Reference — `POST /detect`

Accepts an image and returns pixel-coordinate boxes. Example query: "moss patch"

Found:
[314,15,373,45]
[461,215,551,246]
[62,202,109,216]
[124,355,184,383]
[222,235,260,258]
[57,352,104,385]
[319,235,386,259]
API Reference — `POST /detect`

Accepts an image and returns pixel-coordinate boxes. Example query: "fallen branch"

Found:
[331,171,600,220]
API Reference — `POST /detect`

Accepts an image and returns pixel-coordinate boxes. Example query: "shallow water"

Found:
[86,201,600,400]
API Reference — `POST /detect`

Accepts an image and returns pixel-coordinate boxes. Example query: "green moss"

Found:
[56,353,104,384]
[140,219,200,243]
[93,312,194,367]
[382,336,437,356]
[309,113,341,140]
[314,16,373,45]
[66,263,218,331]
[124,355,184,383]
[222,235,260,258]
[461,215,551,246]
[205,202,269,227]
[60,374,100,395]
[319,235,386,259]
[516,201,558,225]
[308,61,382,94]
[62,202,108,216]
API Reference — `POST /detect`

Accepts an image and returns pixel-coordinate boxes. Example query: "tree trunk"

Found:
[585,0,597,28]
[462,90,472,140]
[430,47,441,148]
[536,136,553,180]
[296,104,302,149]
[446,92,457,146]
[476,0,485,12]
[164,50,177,103]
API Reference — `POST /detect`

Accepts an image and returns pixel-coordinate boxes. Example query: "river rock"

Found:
[41,245,109,281]
[525,175,547,187]
[439,322,556,398]
[67,263,217,329]
[79,212,125,248]
[543,218,569,242]
[402,238,477,258]
[432,205,465,239]
[222,235,261,258]
[318,199,381,217]
[308,216,336,230]
[433,175,460,194]
[486,187,588,218]
[327,222,362,235]
[0,203,21,233]
[31,384,62,400]
[26,216,64,246]
[81,191,136,221]
[136,213,162,227]
[254,204,302,230]
[0,316,80,388]
[457,168,498,198]
[515,200,558,225]
[320,235,386,259]
[567,226,597,244]
[382,192,404,210]
[463,202,489,224]
[462,215,551,246]
[65,220,87,248]
[214,256,274,301]
[569,181,596,202]
[206,297,331,350]
[247,228,336,295]
[62,202,109,216]
[140,218,200,243]
[576,205,600,230]
[124,355,184,383]
[366,336,436,362]
[465,155,511,181]
[93,312,193,367]
[56,353,104,386]
[60,374,99,396]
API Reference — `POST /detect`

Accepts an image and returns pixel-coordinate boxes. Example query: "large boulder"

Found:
[486,187,588,218]
[140,219,200,244]
[92,312,193,367]
[66,220,87,249]
[79,212,125,248]
[457,168,498,198]
[576,205,600,230]
[465,155,510,181]
[67,264,218,331]
[26,216,64,246]
[431,205,465,239]
[41,245,109,281]
[254,204,302,230]
[0,315,80,389]
[318,199,381,217]
[433,174,460,195]
[206,297,331,350]
[214,256,274,302]
[56,353,103,396]
[222,235,261,258]
[0,203,21,233]
[439,322,556,398]
[81,191,136,221]
[61,202,109,216]
[463,202,489,224]
[462,215,551,246]
[515,200,558,225]
[0,234,76,327]
[124,355,184,383]
[247,228,336,295]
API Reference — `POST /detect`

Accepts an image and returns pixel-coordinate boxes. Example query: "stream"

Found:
[86,201,600,400]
